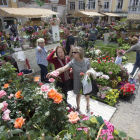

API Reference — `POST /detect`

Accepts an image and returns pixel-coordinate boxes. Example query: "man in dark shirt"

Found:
[63,26,75,58]
[89,24,99,41]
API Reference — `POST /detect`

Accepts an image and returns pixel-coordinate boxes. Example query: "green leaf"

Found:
[10,129,23,135]
[69,124,75,135]
[75,130,87,140]
[45,135,54,140]
[57,130,67,138]
[118,130,127,138]
[129,137,135,140]
[8,136,20,140]
[0,126,5,133]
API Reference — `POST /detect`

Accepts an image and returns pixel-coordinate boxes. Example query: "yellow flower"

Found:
[90,117,97,124]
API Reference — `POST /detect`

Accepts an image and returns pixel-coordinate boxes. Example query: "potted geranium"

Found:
[120,83,135,99]
[0,41,7,55]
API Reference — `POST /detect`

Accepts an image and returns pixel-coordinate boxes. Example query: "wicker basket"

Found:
[24,69,34,82]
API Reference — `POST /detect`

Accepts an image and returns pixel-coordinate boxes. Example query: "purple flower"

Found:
[63,40,65,44]
[20,39,23,42]
[63,45,66,47]
[108,68,111,70]
[10,37,14,41]
[109,71,112,75]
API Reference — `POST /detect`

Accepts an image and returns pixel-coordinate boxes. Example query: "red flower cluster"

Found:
[120,83,135,96]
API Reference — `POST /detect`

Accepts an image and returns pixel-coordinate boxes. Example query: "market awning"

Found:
[0,7,59,18]
[101,12,120,17]
[68,11,104,17]
[127,14,140,21]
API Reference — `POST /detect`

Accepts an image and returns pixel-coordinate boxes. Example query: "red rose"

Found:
[17,72,23,76]
[39,83,43,86]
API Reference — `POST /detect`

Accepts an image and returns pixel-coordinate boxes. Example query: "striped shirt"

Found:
[36,46,48,66]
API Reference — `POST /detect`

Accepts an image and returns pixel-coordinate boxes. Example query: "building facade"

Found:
[128,0,140,13]
[17,0,67,23]
[0,0,17,8]
[67,0,129,19]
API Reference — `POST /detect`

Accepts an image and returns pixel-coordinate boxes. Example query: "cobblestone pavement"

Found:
[110,70,140,139]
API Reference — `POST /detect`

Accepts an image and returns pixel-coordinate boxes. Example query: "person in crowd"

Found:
[138,33,140,43]
[124,36,140,77]
[115,50,123,65]
[47,47,91,113]
[10,26,16,37]
[47,46,72,104]
[89,24,99,41]
[63,26,75,58]
[36,38,51,83]
[138,72,140,83]
[78,27,86,48]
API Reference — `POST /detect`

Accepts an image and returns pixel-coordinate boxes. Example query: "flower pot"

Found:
[100,92,106,99]
[0,50,5,55]
[1,37,3,41]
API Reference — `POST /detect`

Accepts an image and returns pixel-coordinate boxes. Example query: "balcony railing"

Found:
[50,0,59,4]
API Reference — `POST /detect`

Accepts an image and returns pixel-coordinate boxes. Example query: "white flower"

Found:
[66,107,70,110]
[0,103,4,110]
[92,60,97,63]
[45,111,50,116]
[95,49,101,55]
[102,75,109,80]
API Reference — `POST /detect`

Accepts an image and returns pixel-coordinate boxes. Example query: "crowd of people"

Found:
[35,24,140,114]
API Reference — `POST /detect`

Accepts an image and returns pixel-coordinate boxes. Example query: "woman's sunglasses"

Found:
[72,52,79,54]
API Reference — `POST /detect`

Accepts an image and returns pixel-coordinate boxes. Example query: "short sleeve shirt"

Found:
[36,46,48,66]
[67,58,91,94]
[66,35,75,55]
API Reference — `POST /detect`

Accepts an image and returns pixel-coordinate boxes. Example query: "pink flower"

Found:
[109,71,112,75]
[41,85,50,92]
[107,87,110,89]
[82,116,89,120]
[51,71,59,77]
[0,90,7,98]
[2,113,11,121]
[83,127,88,133]
[10,94,14,97]
[49,78,55,83]
[2,101,8,112]
[77,128,82,131]
[4,109,11,114]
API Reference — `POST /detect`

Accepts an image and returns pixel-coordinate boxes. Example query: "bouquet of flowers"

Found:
[10,37,23,48]
[0,32,3,37]
[23,26,35,35]
[0,41,7,51]
[60,39,66,47]
[120,83,135,97]
[49,18,60,26]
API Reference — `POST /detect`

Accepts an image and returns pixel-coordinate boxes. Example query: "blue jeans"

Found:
[131,52,140,75]
[38,64,49,82]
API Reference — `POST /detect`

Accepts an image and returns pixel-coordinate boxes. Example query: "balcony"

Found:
[116,7,122,12]
[50,0,59,4]
[102,8,110,12]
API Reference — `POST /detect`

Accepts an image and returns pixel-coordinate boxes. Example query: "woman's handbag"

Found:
[85,75,99,95]
[64,79,73,91]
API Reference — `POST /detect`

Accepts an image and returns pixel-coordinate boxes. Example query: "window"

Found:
[104,1,109,9]
[133,0,139,5]
[117,0,123,9]
[0,0,8,6]
[88,0,95,9]
[79,1,84,10]
[52,7,57,12]
[70,2,75,10]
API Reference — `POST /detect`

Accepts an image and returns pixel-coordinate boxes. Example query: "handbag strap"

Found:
[58,57,70,81]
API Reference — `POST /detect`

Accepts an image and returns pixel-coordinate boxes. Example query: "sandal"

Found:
[86,105,90,113]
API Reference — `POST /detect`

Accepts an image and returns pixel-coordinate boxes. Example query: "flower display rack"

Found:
[91,95,116,107]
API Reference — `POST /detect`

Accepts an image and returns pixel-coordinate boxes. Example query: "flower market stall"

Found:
[0,54,136,140]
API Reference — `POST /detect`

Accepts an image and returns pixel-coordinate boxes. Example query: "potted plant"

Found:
[0,32,3,42]
[0,40,7,55]
[10,37,23,51]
